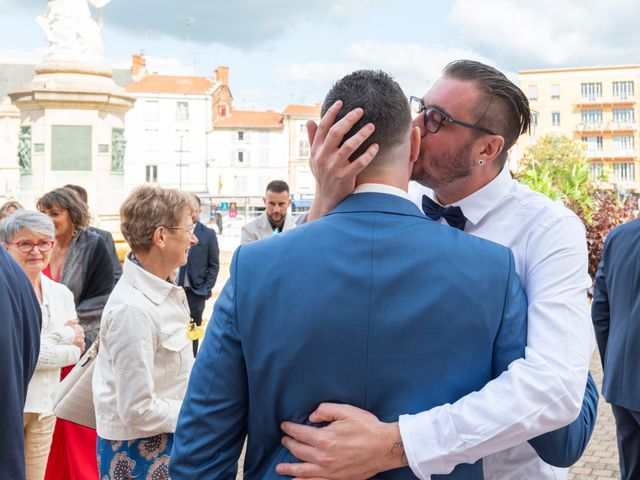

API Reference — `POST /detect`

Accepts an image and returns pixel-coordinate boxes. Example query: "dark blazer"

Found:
[592,217,640,411]
[184,221,219,299]
[61,229,114,347]
[171,192,528,479]
[0,247,41,480]
[89,226,122,285]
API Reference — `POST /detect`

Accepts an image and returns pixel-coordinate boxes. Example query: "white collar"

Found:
[353,183,412,201]
[418,166,514,226]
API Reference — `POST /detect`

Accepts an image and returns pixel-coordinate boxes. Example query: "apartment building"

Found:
[208,109,287,198]
[123,55,216,193]
[518,65,640,190]
[282,103,321,195]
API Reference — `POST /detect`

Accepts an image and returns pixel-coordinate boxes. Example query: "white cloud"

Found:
[7,0,389,49]
[450,0,640,68]
[271,41,494,108]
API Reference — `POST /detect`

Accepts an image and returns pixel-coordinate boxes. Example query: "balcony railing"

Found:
[575,95,635,106]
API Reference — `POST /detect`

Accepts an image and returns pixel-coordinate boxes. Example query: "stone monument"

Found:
[9,0,134,227]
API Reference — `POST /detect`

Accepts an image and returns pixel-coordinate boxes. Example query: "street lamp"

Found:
[177,131,185,191]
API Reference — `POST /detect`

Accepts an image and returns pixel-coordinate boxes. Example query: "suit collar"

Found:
[328,192,426,219]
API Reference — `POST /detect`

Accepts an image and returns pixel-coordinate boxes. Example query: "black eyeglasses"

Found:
[7,239,54,253]
[409,96,496,136]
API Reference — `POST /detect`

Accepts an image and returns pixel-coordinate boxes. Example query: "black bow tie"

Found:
[421,195,467,231]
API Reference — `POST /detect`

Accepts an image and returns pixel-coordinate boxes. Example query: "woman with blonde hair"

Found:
[0,199,24,219]
[93,185,197,478]
[0,211,85,479]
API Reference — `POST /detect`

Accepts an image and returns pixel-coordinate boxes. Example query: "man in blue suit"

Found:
[178,194,220,356]
[170,70,528,479]
[592,218,640,480]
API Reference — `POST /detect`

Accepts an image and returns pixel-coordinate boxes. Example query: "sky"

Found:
[1,0,639,111]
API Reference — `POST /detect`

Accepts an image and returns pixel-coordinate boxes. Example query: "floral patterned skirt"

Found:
[97,433,173,479]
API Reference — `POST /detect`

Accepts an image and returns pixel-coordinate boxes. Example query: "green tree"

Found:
[517,134,596,221]
[516,134,636,278]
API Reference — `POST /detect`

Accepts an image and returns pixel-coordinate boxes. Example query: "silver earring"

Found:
[478,159,485,166]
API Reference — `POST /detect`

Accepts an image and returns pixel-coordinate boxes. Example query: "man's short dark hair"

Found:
[64,184,88,204]
[443,60,531,169]
[266,180,289,194]
[191,194,201,207]
[321,70,410,162]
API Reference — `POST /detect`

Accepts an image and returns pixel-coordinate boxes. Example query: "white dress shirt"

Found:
[402,166,595,479]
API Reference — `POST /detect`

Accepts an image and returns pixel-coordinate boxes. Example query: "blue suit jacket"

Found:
[592,217,640,411]
[0,247,41,480]
[183,221,220,299]
[170,193,528,479]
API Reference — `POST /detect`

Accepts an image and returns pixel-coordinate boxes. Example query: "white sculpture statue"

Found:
[37,0,111,61]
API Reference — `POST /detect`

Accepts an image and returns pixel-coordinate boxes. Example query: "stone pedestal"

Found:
[9,60,134,221]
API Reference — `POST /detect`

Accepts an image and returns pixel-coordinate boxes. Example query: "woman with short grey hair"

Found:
[0,210,84,480]
[93,185,197,478]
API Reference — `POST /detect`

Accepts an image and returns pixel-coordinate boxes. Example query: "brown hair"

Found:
[37,188,90,230]
[443,60,531,169]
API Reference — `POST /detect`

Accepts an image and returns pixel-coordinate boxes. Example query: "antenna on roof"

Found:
[180,16,195,43]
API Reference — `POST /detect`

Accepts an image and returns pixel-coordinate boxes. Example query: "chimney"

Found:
[131,54,147,81]
[215,66,229,86]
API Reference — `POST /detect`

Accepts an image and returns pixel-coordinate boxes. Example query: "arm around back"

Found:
[528,371,598,467]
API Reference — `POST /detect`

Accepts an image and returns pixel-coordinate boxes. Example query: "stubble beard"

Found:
[411,139,475,189]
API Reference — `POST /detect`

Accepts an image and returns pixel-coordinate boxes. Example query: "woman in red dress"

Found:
[37,188,114,480]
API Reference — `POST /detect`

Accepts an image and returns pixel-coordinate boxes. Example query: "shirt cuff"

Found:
[399,406,457,479]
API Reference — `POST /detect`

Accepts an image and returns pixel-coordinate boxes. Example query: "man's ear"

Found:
[409,126,421,162]
[477,134,505,167]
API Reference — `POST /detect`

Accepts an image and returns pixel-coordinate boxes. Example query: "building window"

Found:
[589,162,603,179]
[613,135,634,151]
[582,136,603,152]
[613,108,635,125]
[234,150,248,165]
[581,82,602,100]
[581,109,603,127]
[144,129,159,152]
[259,149,269,166]
[530,111,538,127]
[551,112,560,126]
[236,130,245,142]
[234,176,248,195]
[259,130,270,145]
[145,101,160,120]
[612,162,635,182]
[527,85,538,101]
[218,105,228,117]
[613,81,634,99]
[298,139,310,157]
[550,84,560,100]
[297,123,307,135]
[175,101,189,121]
[145,165,158,183]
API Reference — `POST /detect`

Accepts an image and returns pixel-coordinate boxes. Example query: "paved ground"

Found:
[569,353,620,479]
[207,249,622,479]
